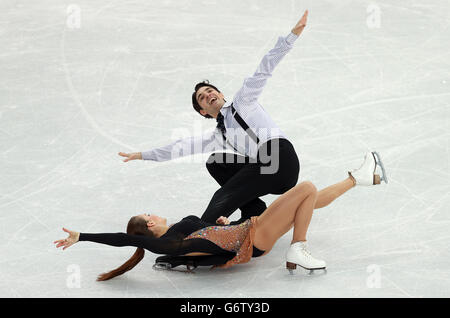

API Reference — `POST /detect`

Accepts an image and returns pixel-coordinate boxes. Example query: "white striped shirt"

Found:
[142,32,299,161]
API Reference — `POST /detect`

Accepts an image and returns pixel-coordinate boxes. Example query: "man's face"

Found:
[196,86,225,118]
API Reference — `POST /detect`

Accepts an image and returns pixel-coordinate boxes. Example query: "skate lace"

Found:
[300,244,312,259]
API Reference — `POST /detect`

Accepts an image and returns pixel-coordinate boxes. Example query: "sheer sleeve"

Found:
[79,232,233,256]
[233,32,298,110]
[141,130,225,162]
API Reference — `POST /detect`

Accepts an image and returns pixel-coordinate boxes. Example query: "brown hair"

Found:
[96,216,154,281]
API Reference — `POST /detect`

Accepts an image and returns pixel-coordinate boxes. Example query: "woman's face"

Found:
[139,213,167,228]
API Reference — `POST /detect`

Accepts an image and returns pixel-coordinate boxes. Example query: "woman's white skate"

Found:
[349,151,388,186]
[286,242,327,275]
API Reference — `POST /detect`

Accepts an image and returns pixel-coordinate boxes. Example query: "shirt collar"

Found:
[219,100,232,116]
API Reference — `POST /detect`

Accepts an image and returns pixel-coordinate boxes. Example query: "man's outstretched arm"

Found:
[233,10,308,109]
[119,130,224,162]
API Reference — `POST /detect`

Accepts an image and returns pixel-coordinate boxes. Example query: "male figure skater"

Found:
[120,11,308,224]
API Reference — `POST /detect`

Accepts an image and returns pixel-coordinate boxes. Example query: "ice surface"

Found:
[1,0,449,298]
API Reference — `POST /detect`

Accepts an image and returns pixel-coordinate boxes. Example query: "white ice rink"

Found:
[1,0,449,298]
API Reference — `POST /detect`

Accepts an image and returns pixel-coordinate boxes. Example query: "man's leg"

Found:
[205,153,267,222]
[202,140,300,224]
[201,161,272,224]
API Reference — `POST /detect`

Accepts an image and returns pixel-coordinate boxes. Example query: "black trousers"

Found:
[200,138,300,224]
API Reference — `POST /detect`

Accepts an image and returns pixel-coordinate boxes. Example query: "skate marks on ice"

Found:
[1,0,450,297]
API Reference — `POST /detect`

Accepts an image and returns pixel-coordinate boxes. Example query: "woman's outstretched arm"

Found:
[54,228,234,257]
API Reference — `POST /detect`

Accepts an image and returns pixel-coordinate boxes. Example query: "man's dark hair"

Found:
[192,80,221,119]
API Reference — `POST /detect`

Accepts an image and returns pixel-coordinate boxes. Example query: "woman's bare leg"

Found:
[315,176,355,209]
[253,181,318,252]
[253,176,355,252]
[291,185,318,243]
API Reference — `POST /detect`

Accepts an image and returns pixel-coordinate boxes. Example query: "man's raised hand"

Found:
[292,10,308,36]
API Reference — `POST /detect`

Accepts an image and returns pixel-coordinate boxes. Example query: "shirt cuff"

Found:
[286,32,299,45]
[141,151,153,160]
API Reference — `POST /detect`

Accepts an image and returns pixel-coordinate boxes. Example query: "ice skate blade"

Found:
[372,152,388,184]
[153,262,195,274]
[286,262,327,275]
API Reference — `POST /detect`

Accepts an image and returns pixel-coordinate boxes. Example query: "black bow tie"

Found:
[216,113,226,135]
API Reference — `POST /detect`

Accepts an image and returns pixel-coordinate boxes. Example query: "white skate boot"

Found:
[286,241,326,274]
[348,151,388,186]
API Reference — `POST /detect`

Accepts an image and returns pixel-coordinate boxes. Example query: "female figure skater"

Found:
[54,152,387,280]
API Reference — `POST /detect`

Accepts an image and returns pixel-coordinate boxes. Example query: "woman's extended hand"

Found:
[216,216,230,225]
[118,152,142,162]
[54,228,80,250]
[291,10,308,36]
